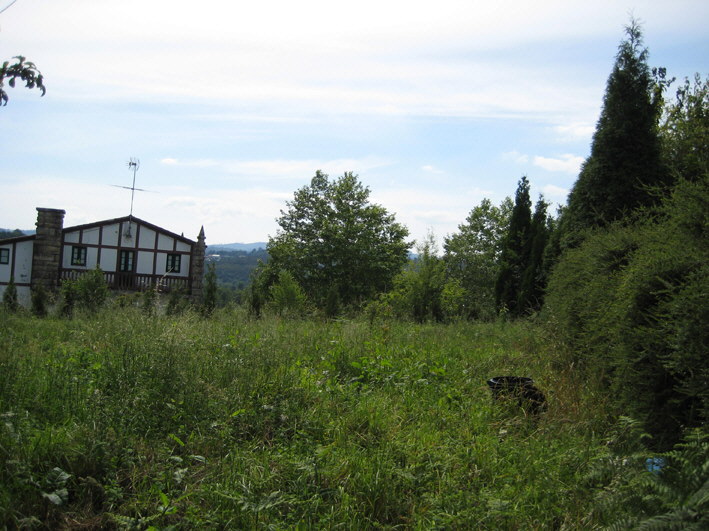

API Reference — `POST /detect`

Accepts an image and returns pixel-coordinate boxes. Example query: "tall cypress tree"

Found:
[518,197,550,313]
[495,176,532,316]
[562,21,666,243]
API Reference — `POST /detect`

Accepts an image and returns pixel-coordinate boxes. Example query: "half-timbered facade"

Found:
[0,208,206,306]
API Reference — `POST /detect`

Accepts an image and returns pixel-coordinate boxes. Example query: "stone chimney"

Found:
[31,208,66,292]
[190,226,206,303]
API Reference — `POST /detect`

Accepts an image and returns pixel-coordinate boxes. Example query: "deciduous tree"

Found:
[443,197,512,320]
[266,171,410,308]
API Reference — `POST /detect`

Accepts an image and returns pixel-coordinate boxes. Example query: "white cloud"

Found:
[502,150,530,164]
[1,0,641,121]
[532,154,584,174]
[159,157,391,180]
[554,123,596,141]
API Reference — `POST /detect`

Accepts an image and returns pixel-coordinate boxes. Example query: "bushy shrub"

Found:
[31,284,49,317]
[545,177,709,447]
[203,262,218,316]
[267,269,308,317]
[166,288,190,316]
[59,267,109,317]
[324,283,341,318]
[2,276,19,312]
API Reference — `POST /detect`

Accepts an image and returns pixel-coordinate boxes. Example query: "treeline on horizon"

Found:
[0,228,28,239]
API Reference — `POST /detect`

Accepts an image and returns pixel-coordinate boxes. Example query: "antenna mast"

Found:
[126,157,140,218]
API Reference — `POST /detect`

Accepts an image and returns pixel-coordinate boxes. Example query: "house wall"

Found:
[0,239,34,306]
[61,220,192,279]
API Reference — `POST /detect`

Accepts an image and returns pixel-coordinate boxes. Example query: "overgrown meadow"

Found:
[3,306,703,529]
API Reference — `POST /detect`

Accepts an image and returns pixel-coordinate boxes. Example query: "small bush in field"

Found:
[59,267,109,316]
[30,284,48,316]
[2,276,19,312]
[267,269,308,317]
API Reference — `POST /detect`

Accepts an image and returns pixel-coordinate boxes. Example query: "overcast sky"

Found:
[1,0,707,247]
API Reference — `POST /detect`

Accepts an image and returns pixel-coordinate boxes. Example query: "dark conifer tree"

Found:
[518,197,550,313]
[562,21,667,245]
[495,176,532,316]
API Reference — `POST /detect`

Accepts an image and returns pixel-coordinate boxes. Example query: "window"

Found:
[0,248,9,265]
[119,250,134,272]
[166,253,181,273]
[71,246,87,266]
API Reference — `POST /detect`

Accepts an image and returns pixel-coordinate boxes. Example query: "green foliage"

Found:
[267,171,410,308]
[141,286,157,315]
[444,197,512,320]
[518,197,551,313]
[1,56,46,106]
[203,262,218,316]
[267,269,308,317]
[78,267,109,312]
[661,73,709,183]
[166,288,190,316]
[545,176,709,447]
[2,276,19,312]
[406,235,446,322]
[59,268,109,317]
[496,177,551,317]
[440,277,466,321]
[30,284,48,317]
[367,235,447,323]
[324,283,341,318]
[59,279,78,316]
[562,21,667,244]
[587,423,708,529]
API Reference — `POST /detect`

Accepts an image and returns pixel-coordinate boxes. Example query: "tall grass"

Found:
[0,307,697,528]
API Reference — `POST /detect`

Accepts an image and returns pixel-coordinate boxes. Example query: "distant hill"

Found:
[208,242,267,252]
[207,247,269,288]
[0,228,34,240]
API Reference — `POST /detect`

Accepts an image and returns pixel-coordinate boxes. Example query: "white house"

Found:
[0,208,206,307]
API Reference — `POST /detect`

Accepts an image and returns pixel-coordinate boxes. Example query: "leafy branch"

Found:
[1,55,46,106]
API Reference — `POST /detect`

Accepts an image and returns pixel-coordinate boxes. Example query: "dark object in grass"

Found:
[487,376,547,414]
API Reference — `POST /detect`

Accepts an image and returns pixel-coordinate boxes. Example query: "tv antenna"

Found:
[111,157,157,216]
[111,157,156,238]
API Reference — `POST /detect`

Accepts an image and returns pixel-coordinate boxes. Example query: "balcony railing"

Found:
[60,269,191,293]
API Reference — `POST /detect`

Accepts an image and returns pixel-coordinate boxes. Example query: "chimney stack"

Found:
[31,208,65,293]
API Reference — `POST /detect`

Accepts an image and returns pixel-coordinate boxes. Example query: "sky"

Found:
[1,1,707,248]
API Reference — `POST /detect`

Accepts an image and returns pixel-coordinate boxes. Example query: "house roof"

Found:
[66,215,197,245]
[0,233,35,244]
[0,215,198,246]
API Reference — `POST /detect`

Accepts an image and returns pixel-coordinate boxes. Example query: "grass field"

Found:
[0,307,697,529]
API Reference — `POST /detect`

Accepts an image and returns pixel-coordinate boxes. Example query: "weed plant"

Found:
[0,306,702,528]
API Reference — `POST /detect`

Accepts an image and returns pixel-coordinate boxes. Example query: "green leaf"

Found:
[41,488,68,505]
[168,433,185,446]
